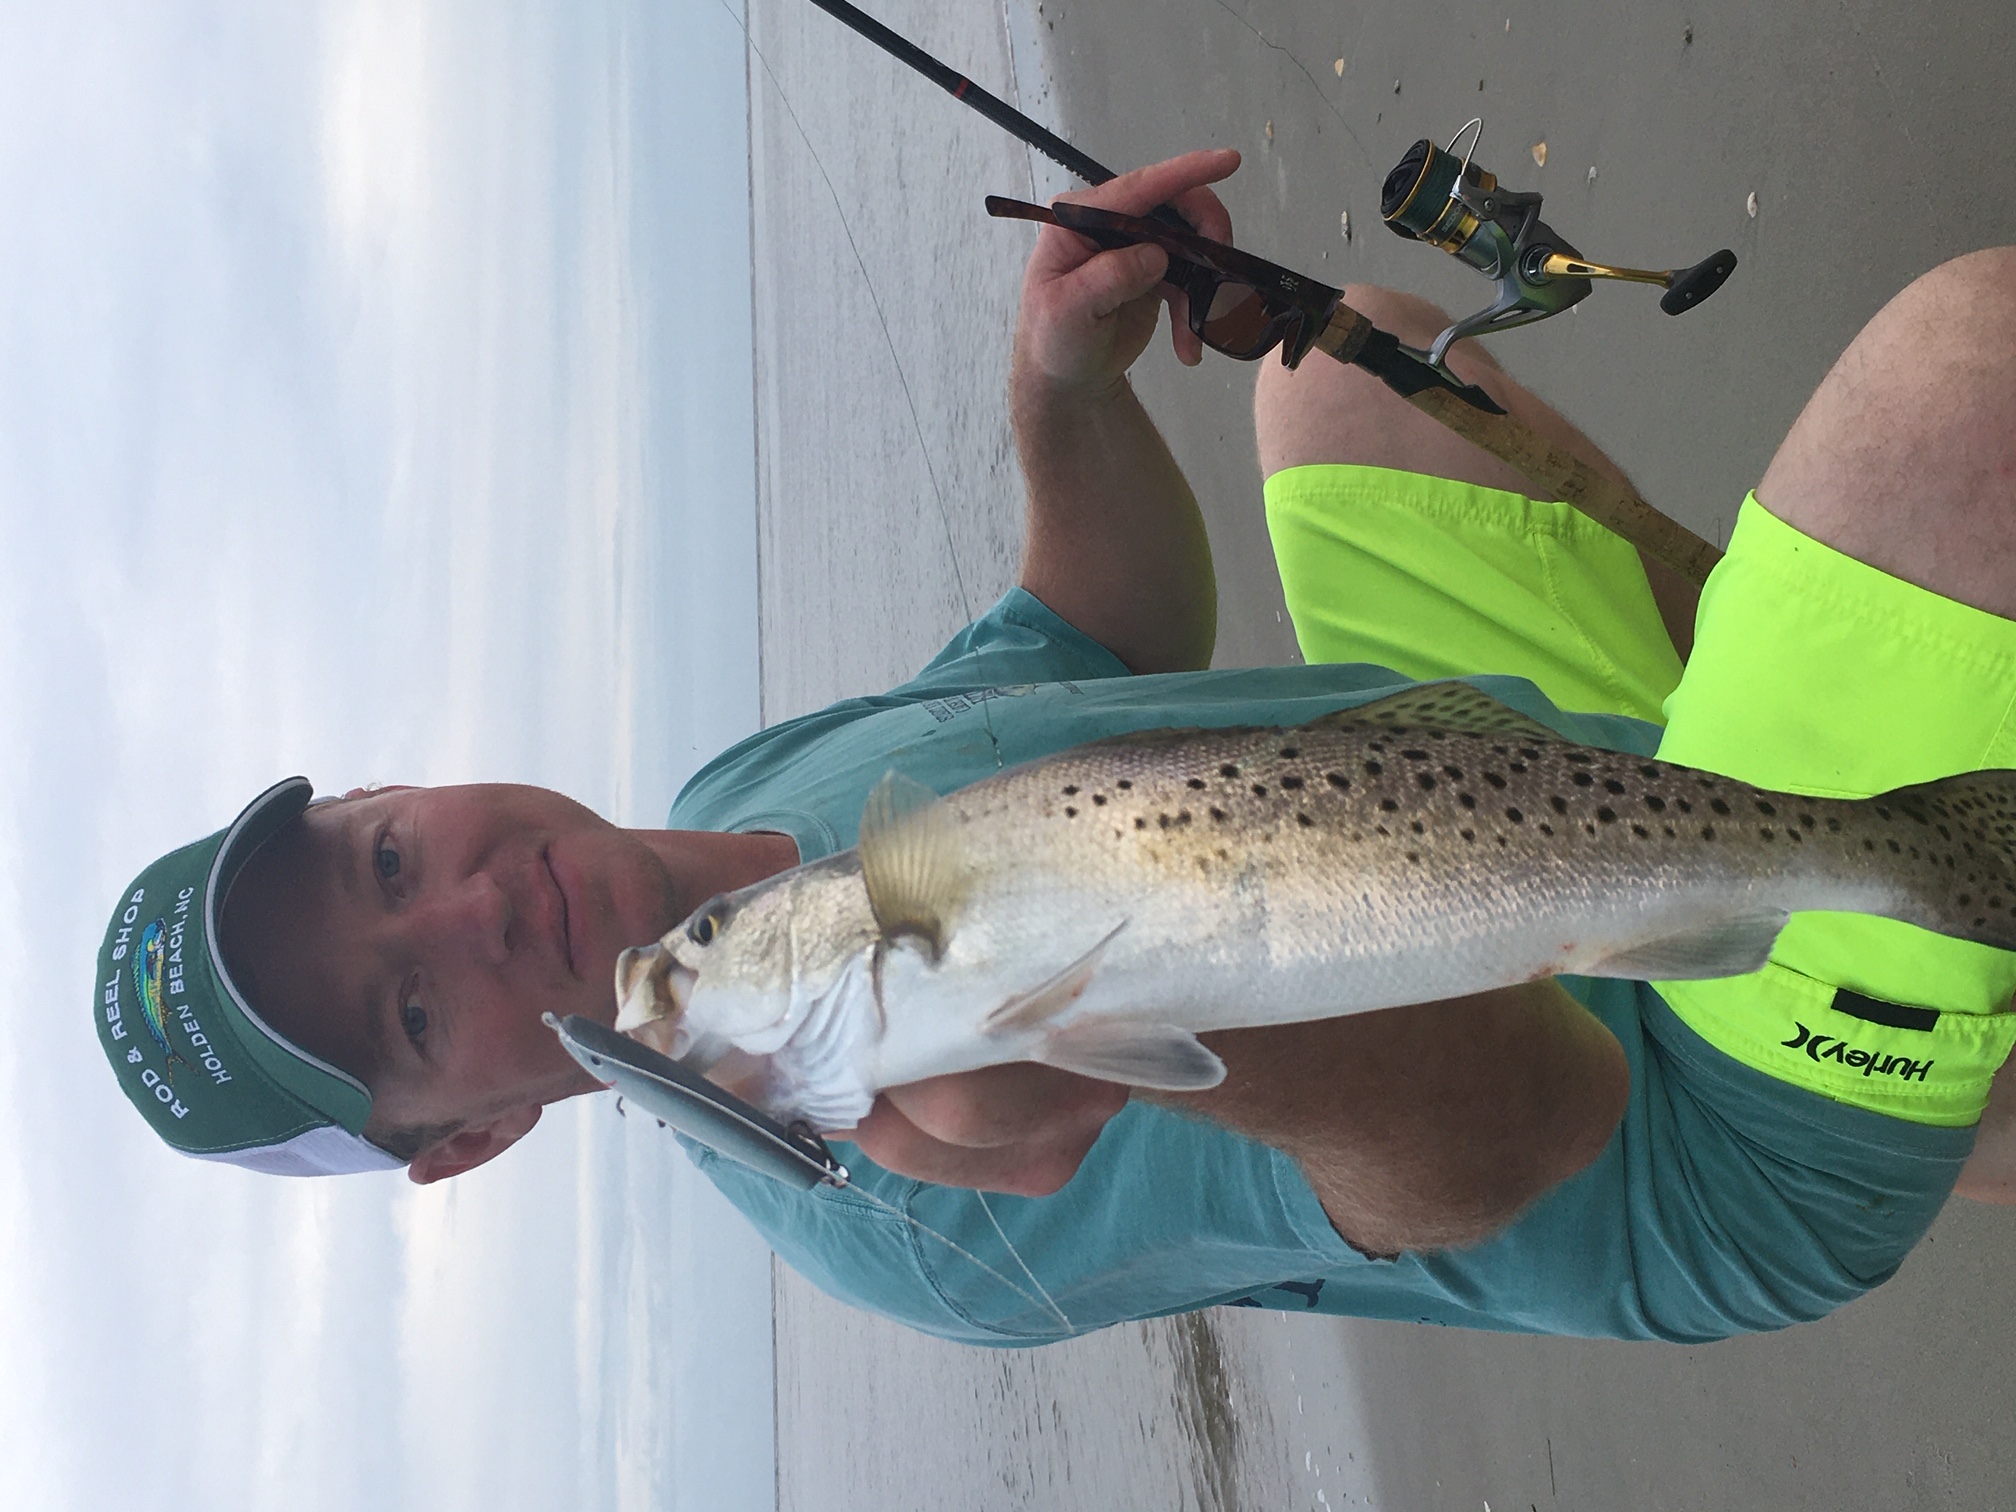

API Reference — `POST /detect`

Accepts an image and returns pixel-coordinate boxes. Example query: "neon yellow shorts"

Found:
[1265,464,2016,1126]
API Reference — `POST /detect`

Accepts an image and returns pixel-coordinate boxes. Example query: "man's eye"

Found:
[400,994,427,1041]
[376,843,401,881]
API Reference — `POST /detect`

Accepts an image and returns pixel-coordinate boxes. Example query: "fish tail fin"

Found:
[1862,769,2016,951]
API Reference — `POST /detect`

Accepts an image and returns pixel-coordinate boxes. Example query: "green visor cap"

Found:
[94,777,404,1176]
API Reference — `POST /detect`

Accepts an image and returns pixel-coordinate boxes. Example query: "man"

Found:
[97,149,2016,1344]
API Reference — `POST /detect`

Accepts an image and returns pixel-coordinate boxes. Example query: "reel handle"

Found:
[1660,249,1739,315]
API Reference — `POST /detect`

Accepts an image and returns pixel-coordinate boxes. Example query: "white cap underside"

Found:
[184,1124,405,1177]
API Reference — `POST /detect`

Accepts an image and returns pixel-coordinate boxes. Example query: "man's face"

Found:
[222,784,686,1178]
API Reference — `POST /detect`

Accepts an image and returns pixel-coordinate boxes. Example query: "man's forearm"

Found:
[1151,981,1630,1255]
[1015,373,1217,674]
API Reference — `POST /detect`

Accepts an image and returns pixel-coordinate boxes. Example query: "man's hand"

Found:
[840,1063,1130,1196]
[1012,149,1240,676]
[1013,147,1240,401]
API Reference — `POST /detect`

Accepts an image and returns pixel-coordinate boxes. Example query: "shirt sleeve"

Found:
[692,1102,1365,1347]
[887,587,1132,699]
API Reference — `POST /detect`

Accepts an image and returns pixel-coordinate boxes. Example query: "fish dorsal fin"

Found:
[857,771,966,960]
[1305,681,1562,742]
[1584,911,1788,980]
[1033,1020,1226,1092]
[982,922,1128,1034]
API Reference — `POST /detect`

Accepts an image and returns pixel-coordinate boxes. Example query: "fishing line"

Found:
[843,1179,1078,1336]
[976,1188,1074,1331]
[724,0,1008,773]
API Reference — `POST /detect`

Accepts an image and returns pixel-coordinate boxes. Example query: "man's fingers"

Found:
[1051,241,1170,322]
[885,1062,1130,1148]
[1062,147,1241,222]
[846,1095,1107,1196]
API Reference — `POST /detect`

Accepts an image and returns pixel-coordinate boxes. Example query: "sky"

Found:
[0,2,770,1508]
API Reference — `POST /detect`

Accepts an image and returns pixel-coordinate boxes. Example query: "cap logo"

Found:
[132,918,186,1082]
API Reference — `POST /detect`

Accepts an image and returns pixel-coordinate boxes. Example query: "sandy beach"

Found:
[743,1,2016,1506]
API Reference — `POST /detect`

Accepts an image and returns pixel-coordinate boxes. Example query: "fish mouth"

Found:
[613,941,698,1049]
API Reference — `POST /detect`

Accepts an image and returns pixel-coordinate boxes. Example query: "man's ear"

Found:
[405,1105,543,1185]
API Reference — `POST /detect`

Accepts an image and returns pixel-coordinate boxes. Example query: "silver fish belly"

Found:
[617,682,2016,1127]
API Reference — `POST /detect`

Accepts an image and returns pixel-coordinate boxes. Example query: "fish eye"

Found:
[375,842,400,880]
[400,992,427,1041]
[687,898,729,947]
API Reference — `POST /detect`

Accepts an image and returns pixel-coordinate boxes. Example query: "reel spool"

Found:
[1381,120,1736,377]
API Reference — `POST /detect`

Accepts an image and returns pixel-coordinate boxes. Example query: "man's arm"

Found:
[854,981,1629,1255]
[1011,149,1240,674]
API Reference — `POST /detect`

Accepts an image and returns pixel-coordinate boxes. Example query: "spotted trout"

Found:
[614,683,2016,1129]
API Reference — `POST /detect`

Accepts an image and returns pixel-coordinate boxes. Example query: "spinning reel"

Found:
[1382,120,1737,378]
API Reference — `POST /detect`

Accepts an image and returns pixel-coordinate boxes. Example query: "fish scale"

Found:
[617,683,2016,1128]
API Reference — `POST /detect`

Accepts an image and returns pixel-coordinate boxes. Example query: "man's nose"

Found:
[414,872,514,965]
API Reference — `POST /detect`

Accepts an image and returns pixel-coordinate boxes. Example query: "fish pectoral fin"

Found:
[857,771,967,959]
[1033,1020,1227,1093]
[1583,911,1788,980]
[981,922,1129,1034]
[1304,680,1562,741]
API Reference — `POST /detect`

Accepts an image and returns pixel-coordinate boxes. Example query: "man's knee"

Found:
[1254,284,1501,480]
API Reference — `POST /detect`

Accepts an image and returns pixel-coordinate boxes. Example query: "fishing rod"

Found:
[783,0,1726,583]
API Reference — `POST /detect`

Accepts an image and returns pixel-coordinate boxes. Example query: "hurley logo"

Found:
[1781,1022,1932,1082]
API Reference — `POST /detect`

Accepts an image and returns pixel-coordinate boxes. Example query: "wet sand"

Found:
[746,1,2016,1506]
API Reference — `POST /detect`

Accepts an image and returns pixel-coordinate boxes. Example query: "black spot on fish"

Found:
[1710,798,1731,815]
[1326,772,1351,790]
[1759,827,1773,840]
[1210,807,1227,822]
[1460,829,1476,843]
[1418,773,1438,791]
[1550,795,1569,815]
[1484,772,1507,790]
[1459,793,1477,810]
[1597,808,1617,824]
[1135,817,1147,830]
[1506,807,1524,823]
[1539,822,1555,836]
[1065,806,1078,818]
[1187,777,1206,790]
[1755,798,1777,816]
[1510,761,1529,775]
[1220,763,1241,779]
[1281,775,1305,790]
[1864,839,1876,851]
[1888,839,1902,854]
[1663,825,1677,837]
[1875,804,1893,821]
[1159,814,1171,829]
[1677,798,1693,814]
[1572,772,1594,788]
[1410,820,1425,835]
[1521,747,1542,761]
[1443,765,1464,780]
[1380,799,1398,813]
[1604,779,1627,795]
[1177,810,1193,825]
[1279,745,1300,759]
[1639,764,1662,779]
[1703,825,1717,839]
[1645,795,1666,812]
[1406,850,1420,863]
[1801,814,1816,829]
[1364,760,1384,776]
[1297,812,1314,828]
[1402,748,1429,761]
[1063,785,1079,796]
[1564,751,1594,765]
[1093,794,1107,806]
[1252,784,1270,799]
[1118,779,1133,790]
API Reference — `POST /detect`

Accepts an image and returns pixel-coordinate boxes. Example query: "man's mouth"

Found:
[542,848,576,976]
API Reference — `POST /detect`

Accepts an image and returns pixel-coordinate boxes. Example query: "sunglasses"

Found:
[985,196,1343,368]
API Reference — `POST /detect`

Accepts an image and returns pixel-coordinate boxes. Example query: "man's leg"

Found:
[1256,285,1700,656]
[1743,248,2016,1200]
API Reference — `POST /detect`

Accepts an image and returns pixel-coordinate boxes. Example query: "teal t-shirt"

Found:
[670,590,1971,1346]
